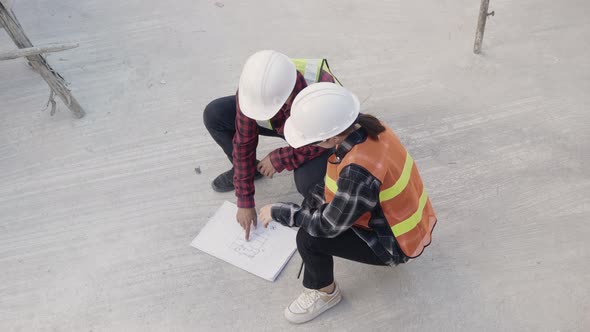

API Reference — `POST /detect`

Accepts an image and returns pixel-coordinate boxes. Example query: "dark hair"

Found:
[342,113,385,139]
[357,114,385,138]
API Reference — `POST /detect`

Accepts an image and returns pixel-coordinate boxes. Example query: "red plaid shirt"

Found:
[233,70,336,208]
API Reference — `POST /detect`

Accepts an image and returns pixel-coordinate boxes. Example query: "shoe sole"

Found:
[284,292,342,324]
[211,183,235,193]
[210,174,265,193]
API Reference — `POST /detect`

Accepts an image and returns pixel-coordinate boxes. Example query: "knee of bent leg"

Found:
[296,227,307,247]
[294,170,313,198]
[296,227,314,252]
[203,99,220,129]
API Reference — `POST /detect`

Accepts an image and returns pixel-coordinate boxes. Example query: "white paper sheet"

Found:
[191,201,297,281]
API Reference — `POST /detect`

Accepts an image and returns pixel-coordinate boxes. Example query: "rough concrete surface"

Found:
[1,0,589,331]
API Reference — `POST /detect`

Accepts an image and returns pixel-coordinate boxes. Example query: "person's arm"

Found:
[270,164,381,238]
[268,145,327,173]
[232,94,259,209]
[301,182,325,210]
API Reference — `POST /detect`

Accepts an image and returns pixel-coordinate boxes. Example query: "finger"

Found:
[252,218,257,227]
[245,222,250,241]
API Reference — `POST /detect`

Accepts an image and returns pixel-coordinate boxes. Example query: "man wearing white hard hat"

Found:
[203,50,341,239]
[259,83,437,324]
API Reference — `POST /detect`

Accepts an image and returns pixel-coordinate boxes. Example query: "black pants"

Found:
[297,228,388,289]
[203,95,331,198]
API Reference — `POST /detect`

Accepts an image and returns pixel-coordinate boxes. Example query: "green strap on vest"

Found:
[291,58,342,86]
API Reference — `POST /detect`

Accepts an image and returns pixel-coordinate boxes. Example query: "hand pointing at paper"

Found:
[237,207,257,241]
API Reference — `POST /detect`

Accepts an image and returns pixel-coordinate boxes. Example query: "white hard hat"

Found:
[238,50,297,121]
[284,83,360,148]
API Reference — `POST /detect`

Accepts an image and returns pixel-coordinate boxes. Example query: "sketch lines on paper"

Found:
[230,228,269,258]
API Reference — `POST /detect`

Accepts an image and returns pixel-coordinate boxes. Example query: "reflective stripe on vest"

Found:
[323,127,436,258]
[325,151,414,203]
[379,152,413,202]
[256,119,273,130]
[391,189,429,236]
[291,58,323,86]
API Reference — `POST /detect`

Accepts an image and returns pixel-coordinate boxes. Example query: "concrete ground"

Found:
[1,0,589,331]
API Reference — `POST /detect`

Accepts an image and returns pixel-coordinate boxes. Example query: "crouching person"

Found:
[259,83,437,324]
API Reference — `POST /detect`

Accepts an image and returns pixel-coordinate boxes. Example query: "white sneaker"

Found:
[284,282,342,324]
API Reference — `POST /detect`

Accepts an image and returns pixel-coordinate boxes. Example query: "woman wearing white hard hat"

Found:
[260,83,437,324]
[203,50,342,240]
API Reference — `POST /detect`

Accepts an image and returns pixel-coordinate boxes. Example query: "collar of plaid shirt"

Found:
[329,127,368,164]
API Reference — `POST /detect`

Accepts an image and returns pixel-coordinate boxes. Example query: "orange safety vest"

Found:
[324,126,437,258]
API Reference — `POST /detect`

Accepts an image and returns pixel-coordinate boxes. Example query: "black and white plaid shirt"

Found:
[271,128,408,266]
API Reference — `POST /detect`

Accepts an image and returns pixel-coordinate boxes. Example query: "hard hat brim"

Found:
[284,91,360,149]
[284,118,307,149]
[237,50,297,121]
[238,83,294,121]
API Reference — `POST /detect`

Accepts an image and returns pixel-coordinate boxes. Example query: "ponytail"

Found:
[356,114,385,139]
[340,113,386,139]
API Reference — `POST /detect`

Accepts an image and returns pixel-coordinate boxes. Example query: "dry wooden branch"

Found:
[0,0,11,11]
[0,43,79,60]
[0,4,85,118]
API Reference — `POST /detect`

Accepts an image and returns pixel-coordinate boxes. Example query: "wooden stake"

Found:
[0,4,85,118]
[0,43,79,60]
[473,0,494,54]
[0,0,11,11]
